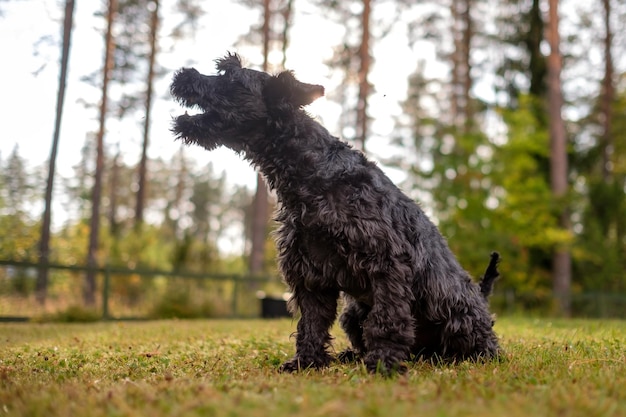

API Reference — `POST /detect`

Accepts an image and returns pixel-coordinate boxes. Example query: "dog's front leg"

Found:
[361,277,415,374]
[279,286,338,373]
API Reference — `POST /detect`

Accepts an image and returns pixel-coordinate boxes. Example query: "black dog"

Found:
[170,53,500,374]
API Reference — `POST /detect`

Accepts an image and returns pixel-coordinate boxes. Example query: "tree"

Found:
[314,0,379,151]
[37,0,75,305]
[319,0,410,150]
[86,0,118,306]
[599,0,614,183]
[573,0,625,297]
[2,146,29,218]
[248,0,272,278]
[0,148,40,263]
[355,0,372,151]
[238,0,295,277]
[135,0,160,228]
[108,144,122,235]
[486,0,571,302]
[546,0,571,315]
[449,0,474,131]
[161,147,189,239]
[395,0,502,275]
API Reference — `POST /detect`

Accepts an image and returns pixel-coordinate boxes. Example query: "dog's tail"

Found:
[479,252,500,299]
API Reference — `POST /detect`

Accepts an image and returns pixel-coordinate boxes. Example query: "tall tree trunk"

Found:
[249,0,272,277]
[450,0,461,127]
[86,0,117,306]
[37,0,75,305]
[262,0,271,72]
[355,0,371,152]
[135,0,160,228]
[546,0,571,316]
[460,0,473,132]
[109,145,120,235]
[250,173,269,276]
[169,146,187,236]
[600,0,613,183]
[280,0,293,69]
[451,0,473,132]
[527,0,546,98]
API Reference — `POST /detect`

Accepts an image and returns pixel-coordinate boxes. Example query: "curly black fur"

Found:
[170,53,501,374]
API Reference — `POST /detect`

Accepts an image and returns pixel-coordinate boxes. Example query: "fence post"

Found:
[232,276,239,318]
[102,266,110,320]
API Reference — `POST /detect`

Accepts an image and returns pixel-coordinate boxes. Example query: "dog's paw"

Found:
[364,353,408,376]
[278,354,331,373]
[336,349,361,363]
[279,358,302,373]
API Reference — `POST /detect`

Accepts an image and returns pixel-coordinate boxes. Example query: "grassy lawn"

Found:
[1,317,625,417]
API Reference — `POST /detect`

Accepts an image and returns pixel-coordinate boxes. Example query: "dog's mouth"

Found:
[175,97,202,112]
[172,96,209,119]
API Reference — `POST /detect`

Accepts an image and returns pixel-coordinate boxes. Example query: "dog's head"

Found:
[170,53,324,152]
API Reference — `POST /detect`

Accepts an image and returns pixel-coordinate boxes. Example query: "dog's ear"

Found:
[264,71,325,108]
[215,52,242,74]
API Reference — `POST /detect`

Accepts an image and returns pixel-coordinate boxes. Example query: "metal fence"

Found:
[1,260,625,321]
[0,260,286,321]
[490,290,626,318]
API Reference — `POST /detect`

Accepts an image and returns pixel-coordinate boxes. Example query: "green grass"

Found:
[1,318,625,417]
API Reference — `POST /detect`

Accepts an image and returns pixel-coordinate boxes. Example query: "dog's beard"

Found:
[171,113,224,151]
[171,112,260,154]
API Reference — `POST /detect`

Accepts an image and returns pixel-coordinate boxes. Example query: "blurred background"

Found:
[0,0,624,320]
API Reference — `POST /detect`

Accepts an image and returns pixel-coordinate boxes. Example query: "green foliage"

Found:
[396,67,503,276]
[1,145,35,218]
[104,225,175,271]
[51,220,91,264]
[0,214,40,262]
[572,86,626,293]
[1,0,625,316]
[489,95,573,291]
[43,305,102,323]
[39,136,252,273]
[149,282,228,319]
[0,147,41,263]
[0,319,624,417]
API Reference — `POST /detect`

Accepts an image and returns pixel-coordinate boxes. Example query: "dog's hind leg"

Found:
[337,295,370,363]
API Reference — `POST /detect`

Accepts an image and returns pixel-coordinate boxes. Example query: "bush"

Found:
[150,287,227,319]
[37,305,102,323]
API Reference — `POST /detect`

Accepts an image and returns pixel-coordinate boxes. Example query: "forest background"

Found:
[0,0,624,318]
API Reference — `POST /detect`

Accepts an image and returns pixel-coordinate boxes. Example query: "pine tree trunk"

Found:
[280,0,293,69]
[37,0,75,305]
[450,0,460,127]
[86,0,117,306]
[355,0,371,152]
[461,0,473,131]
[451,0,473,131]
[135,0,160,228]
[600,0,613,182]
[528,0,546,98]
[250,173,269,276]
[546,0,571,316]
[249,0,272,277]
[109,147,120,235]
[170,147,187,236]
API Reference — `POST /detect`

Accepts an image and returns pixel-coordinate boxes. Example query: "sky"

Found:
[0,0,422,191]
